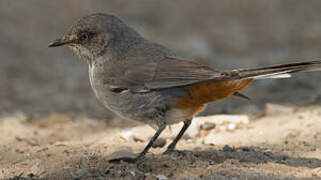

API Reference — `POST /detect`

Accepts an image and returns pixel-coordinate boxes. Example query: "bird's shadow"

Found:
[40,146,321,179]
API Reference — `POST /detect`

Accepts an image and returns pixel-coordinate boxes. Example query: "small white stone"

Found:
[28,163,45,177]
[156,174,168,180]
[130,169,136,176]
[227,123,237,131]
[120,131,134,141]
[200,122,216,131]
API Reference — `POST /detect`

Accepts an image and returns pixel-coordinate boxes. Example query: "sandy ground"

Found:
[1,105,321,180]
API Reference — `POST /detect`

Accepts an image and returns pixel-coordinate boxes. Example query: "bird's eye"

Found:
[79,34,89,42]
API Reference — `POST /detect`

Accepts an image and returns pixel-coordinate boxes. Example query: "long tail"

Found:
[232,60,321,80]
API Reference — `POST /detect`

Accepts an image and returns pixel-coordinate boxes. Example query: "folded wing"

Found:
[122,58,224,92]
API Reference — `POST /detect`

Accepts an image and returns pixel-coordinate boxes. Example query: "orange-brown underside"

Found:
[173,79,253,117]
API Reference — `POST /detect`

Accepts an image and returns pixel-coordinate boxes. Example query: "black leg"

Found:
[135,122,167,163]
[163,119,192,154]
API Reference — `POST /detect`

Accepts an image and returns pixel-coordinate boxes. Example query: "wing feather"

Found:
[123,58,223,91]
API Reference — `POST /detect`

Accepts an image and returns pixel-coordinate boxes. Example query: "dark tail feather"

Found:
[232,60,321,79]
[233,92,251,101]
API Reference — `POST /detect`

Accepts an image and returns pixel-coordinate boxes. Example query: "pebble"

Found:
[120,130,145,142]
[312,167,321,176]
[223,145,234,152]
[133,136,145,143]
[152,138,166,148]
[200,122,216,131]
[227,123,237,131]
[106,150,136,162]
[120,131,134,141]
[156,174,168,180]
[28,163,45,177]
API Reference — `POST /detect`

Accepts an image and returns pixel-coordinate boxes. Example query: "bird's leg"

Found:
[163,119,192,154]
[135,122,167,163]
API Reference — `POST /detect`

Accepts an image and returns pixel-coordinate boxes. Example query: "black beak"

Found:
[48,38,74,47]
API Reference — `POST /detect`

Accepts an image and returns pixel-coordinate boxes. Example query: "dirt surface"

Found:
[2,1,321,180]
[1,105,321,179]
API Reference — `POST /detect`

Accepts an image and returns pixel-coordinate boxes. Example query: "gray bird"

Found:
[49,13,321,163]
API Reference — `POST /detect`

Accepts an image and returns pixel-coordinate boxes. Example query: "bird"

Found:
[49,13,321,163]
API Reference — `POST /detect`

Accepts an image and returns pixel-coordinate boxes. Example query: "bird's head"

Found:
[49,13,141,62]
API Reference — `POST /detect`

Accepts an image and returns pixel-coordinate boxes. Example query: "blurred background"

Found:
[1,0,321,120]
